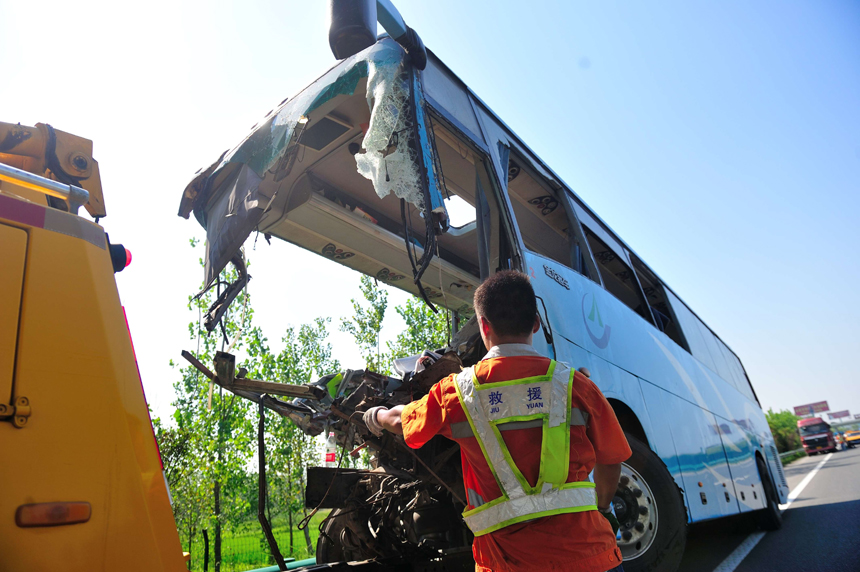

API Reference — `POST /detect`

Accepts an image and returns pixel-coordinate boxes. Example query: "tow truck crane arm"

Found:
[0,121,106,217]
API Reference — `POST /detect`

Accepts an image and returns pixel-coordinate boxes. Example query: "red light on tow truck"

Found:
[108,242,131,272]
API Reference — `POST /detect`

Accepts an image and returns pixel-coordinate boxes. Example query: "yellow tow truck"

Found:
[0,121,335,572]
[0,121,188,570]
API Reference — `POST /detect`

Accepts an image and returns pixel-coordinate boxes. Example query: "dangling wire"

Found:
[435,242,452,346]
[401,199,437,313]
[404,66,439,291]
[225,253,249,355]
[199,302,214,412]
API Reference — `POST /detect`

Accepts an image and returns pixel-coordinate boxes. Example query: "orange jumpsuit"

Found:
[402,344,632,572]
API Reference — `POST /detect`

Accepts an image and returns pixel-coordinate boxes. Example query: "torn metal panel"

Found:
[177,150,227,220]
[182,42,381,285]
[202,164,264,289]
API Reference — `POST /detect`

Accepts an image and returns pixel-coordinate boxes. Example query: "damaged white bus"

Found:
[178,2,788,571]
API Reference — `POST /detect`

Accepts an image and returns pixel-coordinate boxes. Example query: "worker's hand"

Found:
[363,406,388,437]
[599,508,620,536]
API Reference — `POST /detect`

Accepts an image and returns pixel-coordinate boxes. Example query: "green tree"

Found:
[169,241,256,571]
[765,408,802,453]
[247,317,340,557]
[340,275,388,372]
[387,295,450,360]
[152,415,210,563]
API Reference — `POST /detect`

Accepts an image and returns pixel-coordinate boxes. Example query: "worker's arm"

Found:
[377,405,405,435]
[362,376,456,445]
[594,462,622,511]
[363,405,405,435]
[577,372,631,509]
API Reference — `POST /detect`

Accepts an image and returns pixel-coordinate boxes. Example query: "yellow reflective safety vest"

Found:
[453,359,598,536]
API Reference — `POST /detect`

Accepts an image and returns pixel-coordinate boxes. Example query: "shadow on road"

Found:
[736,499,860,572]
[678,513,758,572]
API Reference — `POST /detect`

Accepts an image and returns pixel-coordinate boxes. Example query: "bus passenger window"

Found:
[664,288,723,375]
[631,258,689,351]
[584,229,652,323]
[506,158,577,270]
[431,118,509,285]
[717,338,757,402]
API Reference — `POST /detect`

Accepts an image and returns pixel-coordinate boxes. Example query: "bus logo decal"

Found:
[582,293,611,349]
[543,265,570,289]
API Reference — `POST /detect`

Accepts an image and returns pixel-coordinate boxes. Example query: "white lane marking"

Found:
[779,452,833,511]
[713,532,766,572]
[711,452,833,572]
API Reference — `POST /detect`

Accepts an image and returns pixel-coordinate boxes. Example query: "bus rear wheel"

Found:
[614,433,687,572]
[755,455,782,531]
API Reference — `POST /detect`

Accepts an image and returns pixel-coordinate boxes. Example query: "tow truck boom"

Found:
[0,121,106,217]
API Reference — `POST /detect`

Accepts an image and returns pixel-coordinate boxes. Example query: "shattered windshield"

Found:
[180,39,447,291]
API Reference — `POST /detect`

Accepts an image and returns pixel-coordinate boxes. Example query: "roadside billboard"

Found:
[794,401,829,416]
[828,410,850,420]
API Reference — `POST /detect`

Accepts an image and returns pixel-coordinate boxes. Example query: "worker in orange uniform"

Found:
[363,270,631,572]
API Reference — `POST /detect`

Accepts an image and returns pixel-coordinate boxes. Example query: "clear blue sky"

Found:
[2,1,858,422]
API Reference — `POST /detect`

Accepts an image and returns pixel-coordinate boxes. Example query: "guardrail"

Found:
[778,448,804,459]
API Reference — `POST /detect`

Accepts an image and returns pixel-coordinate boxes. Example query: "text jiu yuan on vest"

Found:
[489,390,503,413]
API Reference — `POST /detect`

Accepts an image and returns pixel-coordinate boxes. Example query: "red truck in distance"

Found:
[797,417,838,455]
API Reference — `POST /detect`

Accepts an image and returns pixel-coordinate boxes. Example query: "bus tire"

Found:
[615,433,687,572]
[755,455,782,531]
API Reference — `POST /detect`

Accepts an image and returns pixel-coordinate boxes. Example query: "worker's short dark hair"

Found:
[473,270,537,337]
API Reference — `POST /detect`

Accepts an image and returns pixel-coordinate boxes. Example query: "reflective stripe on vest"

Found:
[450,408,589,439]
[453,360,597,536]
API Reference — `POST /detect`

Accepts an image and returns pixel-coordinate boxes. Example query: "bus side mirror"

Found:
[329,0,377,60]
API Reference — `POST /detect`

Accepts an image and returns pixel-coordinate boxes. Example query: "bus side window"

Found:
[506,155,585,274]
[630,257,689,351]
[431,116,512,286]
[699,326,735,388]
[665,289,740,392]
[717,339,757,402]
[583,228,653,323]
[664,288,718,371]
[738,370,758,403]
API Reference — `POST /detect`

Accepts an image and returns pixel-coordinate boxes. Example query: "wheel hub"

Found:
[612,463,658,560]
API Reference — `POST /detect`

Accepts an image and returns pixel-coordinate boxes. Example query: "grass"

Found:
[184,510,330,572]
[780,450,807,465]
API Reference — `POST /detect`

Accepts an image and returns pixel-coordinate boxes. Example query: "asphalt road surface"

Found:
[679,447,860,572]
